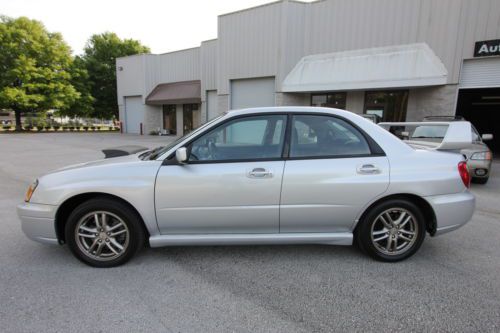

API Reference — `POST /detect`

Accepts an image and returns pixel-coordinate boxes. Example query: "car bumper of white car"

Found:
[425,191,475,236]
[17,202,59,245]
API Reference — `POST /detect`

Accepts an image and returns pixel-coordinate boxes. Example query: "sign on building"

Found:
[474,39,500,57]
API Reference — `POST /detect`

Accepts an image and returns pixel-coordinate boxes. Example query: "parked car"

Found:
[379,120,493,184]
[361,114,381,124]
[18,107,475,267]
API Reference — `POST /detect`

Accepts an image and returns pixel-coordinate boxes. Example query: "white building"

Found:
[116,0,500,153]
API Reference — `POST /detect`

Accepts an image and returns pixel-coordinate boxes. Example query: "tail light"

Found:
[458,161,470,188]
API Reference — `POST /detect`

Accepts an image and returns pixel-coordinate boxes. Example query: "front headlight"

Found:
[470,151,492,160]
[25,179,39,202]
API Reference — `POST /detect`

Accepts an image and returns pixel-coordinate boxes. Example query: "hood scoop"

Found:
[102,145,148,159]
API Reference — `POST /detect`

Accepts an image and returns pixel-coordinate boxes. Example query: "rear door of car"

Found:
[279,113,390,233]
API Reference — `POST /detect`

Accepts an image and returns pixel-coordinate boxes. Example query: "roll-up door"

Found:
[231,77,275,110]
[459,58,500,89]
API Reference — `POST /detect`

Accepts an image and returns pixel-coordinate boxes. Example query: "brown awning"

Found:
[146,80,201,105]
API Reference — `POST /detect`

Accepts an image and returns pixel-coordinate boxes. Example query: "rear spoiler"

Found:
[379,121,473,150]
[102,145,148,158]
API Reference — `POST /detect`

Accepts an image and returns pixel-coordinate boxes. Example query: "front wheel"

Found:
[65,198,145,267]
[356,199,426,262]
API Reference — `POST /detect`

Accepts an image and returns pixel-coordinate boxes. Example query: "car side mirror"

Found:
[175,147,188,164]
[482,134,493,141]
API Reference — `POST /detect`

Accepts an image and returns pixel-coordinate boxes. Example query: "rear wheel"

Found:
[65,198,145,267]
[356,199,426,262]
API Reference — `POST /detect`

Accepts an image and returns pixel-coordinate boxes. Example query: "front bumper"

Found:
[17,202,59,245]
[425,191,475,236]
[467,159,492,178]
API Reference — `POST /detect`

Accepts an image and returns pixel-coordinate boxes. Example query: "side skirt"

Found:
[149,232,353,247]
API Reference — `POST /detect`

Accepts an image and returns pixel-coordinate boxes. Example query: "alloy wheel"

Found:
[370,208,418,256]
[74,211,130,262]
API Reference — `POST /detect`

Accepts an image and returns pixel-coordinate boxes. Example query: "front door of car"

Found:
[155,114,287,234]
[279,114,390,233]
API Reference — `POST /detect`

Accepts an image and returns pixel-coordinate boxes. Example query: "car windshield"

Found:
[140,114,225,160]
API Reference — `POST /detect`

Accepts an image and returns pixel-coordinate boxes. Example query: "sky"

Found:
[0,0,313,55]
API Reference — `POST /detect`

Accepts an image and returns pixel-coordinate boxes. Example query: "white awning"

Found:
[282,43,448,92]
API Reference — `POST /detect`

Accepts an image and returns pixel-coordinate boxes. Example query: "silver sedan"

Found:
[18,107,475,267]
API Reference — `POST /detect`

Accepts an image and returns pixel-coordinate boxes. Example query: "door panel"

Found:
[280,157,389,233]
[155,161,285,234]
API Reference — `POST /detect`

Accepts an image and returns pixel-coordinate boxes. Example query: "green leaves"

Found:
[0,16,150,125]
[0,16,78,123]
[81,32,150,119]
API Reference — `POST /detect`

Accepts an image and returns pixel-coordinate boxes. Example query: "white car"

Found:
[18,107,475,267]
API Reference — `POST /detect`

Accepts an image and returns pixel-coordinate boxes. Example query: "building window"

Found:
[364,90,409,122]
[311,92,346,109]
[162,105,177,135]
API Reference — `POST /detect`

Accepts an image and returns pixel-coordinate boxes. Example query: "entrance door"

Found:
[155,114,287,234]
[456,88,500,153]
[162,105,177,135]
[183,104,195,133]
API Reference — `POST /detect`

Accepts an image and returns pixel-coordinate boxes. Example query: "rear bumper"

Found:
[17,202,59,245]
[425,191,475,236]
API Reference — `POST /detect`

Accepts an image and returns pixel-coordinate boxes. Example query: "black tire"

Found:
[356,199,426,262]
[65,197,145,267]
[472,176,489,185]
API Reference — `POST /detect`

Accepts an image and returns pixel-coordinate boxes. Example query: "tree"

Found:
[82,33,150,119]
[0,16,79,130]
[60,56,94,118]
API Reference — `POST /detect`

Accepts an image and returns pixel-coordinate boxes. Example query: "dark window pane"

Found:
[189,115,287,161]
[290,115,370,158]
[311,92,346,109]
[364,90,408,122]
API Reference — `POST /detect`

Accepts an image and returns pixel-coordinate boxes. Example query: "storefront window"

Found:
[162,105,177,135]
[364,90,409,122]
[311,92,346,109]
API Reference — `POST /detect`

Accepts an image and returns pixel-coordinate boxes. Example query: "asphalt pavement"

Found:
[0,133,499,332]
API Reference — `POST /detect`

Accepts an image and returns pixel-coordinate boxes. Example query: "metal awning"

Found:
[282,43,448,92]
[146,80,201,105]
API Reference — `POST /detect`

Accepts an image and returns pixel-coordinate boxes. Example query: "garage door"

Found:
[206,90,218,120]
[459,58,500,89]
[231,77,275,110]
[124,96,144,134]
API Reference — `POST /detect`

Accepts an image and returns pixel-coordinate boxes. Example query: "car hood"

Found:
[53,153,144,173]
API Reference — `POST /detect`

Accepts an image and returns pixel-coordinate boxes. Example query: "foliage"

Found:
[81,32,150,119]
[0,16,79,129]
[61,56,94,118]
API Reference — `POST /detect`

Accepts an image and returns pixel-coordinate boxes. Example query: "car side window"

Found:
[290,115,371,158]
[189,115,287,162]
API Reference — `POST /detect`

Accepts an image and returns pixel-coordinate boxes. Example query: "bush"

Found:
[83,126,89,131]
[44,126,51,130]
[36,126,43,132]
[2,125,11,131]
[149,130,159,135]
[53,125,60,131]
[24,125,33,131]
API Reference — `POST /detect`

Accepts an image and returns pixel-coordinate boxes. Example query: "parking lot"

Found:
[1,132,499,332]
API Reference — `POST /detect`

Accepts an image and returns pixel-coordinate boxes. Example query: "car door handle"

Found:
[247,168,273,178]
[357,164,381,174]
